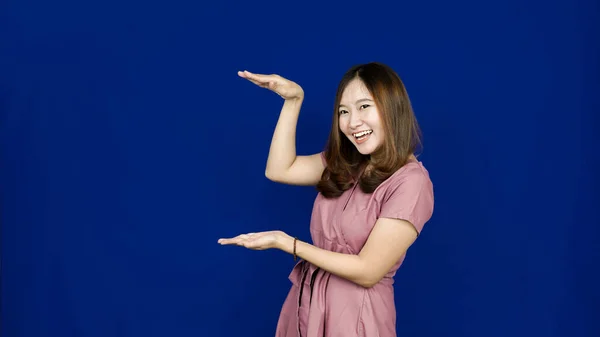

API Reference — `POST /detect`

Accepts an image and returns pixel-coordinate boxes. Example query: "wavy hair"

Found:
[316,62,422,198]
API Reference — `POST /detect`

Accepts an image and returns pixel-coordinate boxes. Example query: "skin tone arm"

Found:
[218,217,419,288]
[238,70,324,186]
[229,70,419,287]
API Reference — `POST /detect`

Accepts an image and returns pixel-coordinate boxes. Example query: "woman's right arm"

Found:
[265,97,325,186]
[238,70,325,186]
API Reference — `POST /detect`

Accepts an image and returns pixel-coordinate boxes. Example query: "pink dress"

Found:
[275,154,434,337]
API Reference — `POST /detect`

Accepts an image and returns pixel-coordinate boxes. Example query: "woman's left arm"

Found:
[279,217,418,288]
[218,217,419,288]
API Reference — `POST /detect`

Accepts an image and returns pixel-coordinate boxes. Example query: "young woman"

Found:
[218,62,434,337]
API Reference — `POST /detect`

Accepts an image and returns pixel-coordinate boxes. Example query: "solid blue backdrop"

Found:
[1,0,598,336]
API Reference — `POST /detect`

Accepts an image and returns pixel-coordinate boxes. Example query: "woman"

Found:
[218,62,434,337]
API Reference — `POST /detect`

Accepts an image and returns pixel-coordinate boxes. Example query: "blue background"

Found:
[1,0,598,336]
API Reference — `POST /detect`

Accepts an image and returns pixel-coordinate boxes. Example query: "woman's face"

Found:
[338,79,384,155]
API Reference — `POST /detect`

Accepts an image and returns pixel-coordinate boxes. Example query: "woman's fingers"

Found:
[238,70,281,87]
[238,70,263,82]
[218,232,258,245]
[239,70,275,81]
[238,69,303,100]
[218,234,241,245]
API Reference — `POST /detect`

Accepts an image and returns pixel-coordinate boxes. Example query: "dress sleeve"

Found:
[378,170,434,235]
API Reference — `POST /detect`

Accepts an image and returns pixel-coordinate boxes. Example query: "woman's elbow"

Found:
[356,275,381,289]
[265,169,280,182]
[359,281,375,288]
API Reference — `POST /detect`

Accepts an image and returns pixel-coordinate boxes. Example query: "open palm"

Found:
[218,230,284,250]
[238,70,304,100]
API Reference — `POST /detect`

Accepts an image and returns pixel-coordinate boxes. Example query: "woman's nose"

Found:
[349,113,363,128]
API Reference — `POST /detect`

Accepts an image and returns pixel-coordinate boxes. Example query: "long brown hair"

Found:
[316,62,422,198]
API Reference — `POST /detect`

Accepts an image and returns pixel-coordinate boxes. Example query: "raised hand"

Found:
[218,230,291,251]
[238,70,304,100]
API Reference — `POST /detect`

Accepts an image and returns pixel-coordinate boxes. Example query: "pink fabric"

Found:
[275,154,434,337]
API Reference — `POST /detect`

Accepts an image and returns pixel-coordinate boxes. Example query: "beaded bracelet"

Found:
[293,237,298,261]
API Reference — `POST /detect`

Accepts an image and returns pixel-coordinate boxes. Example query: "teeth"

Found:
[353,130,373,138]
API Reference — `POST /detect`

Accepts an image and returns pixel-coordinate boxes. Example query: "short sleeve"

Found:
[378,169,434,235]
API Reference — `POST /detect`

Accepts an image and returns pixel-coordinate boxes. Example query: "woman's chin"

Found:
[347,135,380,155]
[354,143,377,155]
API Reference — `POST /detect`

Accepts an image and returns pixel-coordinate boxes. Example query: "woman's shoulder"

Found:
[374,158,435,233]
[375,157,432,196]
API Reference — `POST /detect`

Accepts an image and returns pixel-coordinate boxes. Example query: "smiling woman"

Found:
[219,62,434,337]
[338,84,382,153]
[320,62,422,197]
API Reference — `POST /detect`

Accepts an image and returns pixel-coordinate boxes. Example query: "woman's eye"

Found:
[360,104,370,110]
[339,110,348,115]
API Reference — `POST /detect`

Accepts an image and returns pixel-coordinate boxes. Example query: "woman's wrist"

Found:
[276,232,296,255]
[283,95,304,108]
